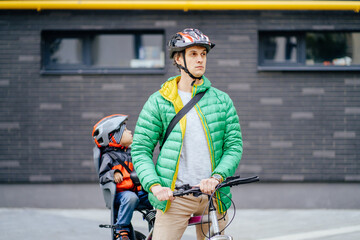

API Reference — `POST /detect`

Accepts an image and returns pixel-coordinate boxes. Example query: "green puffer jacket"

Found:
[131,75,242,213]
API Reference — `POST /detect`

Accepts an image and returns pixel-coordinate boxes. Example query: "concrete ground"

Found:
[1,208,360,240]
[1,183,360,240]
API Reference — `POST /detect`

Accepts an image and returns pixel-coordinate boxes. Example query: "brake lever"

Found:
[192,190,202,197]
[222,175,240,184]
[217,175,241,188]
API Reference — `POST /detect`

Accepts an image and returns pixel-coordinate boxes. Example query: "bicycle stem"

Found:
[208,196,221,236]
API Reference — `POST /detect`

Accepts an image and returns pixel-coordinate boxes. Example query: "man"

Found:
[131,28,242,240]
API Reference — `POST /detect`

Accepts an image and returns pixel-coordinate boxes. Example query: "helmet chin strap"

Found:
[176,51,202,86]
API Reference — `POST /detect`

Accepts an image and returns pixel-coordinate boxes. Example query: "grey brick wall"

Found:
[0,10,359,183]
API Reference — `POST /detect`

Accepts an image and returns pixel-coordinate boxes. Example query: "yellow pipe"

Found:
[0,1,360,12]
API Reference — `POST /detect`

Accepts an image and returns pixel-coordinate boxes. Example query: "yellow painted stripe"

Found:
[1,1,360,12]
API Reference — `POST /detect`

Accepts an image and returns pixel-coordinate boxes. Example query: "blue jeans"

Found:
[114,190,151,232]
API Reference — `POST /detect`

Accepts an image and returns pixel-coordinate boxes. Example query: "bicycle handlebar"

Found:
[173,175,259,197]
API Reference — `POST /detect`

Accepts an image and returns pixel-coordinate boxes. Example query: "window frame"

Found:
[258,30,360,72]
[41,29,166,75]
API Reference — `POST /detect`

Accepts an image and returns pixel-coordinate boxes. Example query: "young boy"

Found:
[93,114,151,240]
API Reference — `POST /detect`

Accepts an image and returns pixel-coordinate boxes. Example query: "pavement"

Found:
[1,208,360,240]
[1,183,360,240]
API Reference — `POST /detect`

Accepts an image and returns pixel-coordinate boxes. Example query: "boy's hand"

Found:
[114,172,123,183]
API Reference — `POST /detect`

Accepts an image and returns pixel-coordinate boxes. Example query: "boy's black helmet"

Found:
[168,28,215,58]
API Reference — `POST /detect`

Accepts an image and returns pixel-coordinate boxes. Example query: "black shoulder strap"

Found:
[107,152,132,174]
[160,90,207,150]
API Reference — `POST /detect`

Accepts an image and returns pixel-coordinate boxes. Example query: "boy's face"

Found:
[120,128,133,147]
[176,45,207,78]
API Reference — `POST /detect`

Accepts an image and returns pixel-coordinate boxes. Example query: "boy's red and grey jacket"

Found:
[131,75,243,213]
[99,148,140,192]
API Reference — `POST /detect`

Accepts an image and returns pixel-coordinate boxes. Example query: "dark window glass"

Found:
[42,30,165,74]
[49,38,83,65]
[306,32,360,66]
[259,31,360,71]
[92,34,135,68]
[135,34,164,68]
[263,36,298,63]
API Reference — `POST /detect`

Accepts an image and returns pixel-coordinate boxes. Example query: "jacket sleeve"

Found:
[213,94,243,179]
[99,153,118,185]
[131,94,163,192]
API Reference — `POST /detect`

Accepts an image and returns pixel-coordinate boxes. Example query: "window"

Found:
[258,31,360,71]
[41,30,165,74]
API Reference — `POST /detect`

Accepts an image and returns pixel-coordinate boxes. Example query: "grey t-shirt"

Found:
[175,89,212,187]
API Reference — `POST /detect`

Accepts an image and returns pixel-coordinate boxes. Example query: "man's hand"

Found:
[151,185,175,201]
[114,172,123,183]
[199,177,219,195]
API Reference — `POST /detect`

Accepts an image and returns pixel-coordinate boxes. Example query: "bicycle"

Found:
[99,175,259,240]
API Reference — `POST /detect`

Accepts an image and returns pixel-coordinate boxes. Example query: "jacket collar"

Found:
[159,75,211,106]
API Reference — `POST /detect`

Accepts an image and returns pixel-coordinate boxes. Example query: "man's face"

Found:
[176,45,207,78]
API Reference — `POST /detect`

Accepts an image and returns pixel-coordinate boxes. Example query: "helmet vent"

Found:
[93,129,99,137]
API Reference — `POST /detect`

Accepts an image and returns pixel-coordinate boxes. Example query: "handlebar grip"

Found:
[173,187,200,197]
[220,176,259,188]
[173,189,185,197]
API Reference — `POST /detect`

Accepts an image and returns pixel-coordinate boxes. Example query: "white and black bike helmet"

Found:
[168,28,215,58]
[168,28,215,83]
[92,114,128,148]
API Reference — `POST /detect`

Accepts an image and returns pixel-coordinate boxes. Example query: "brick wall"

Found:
[0,10,359,183]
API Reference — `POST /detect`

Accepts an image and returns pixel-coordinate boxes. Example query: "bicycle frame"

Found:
[188,196,233,240]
